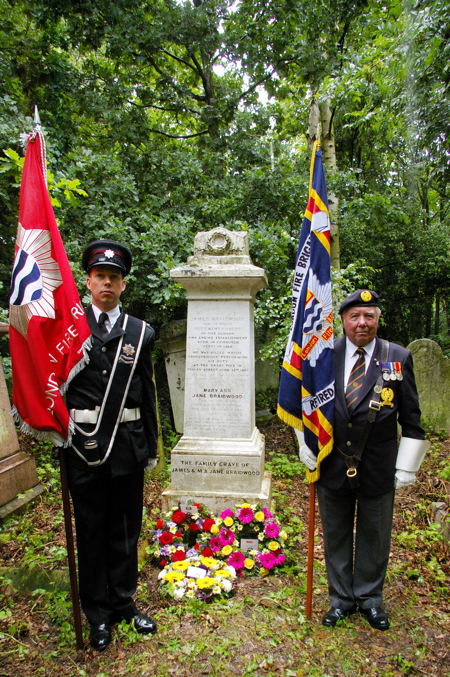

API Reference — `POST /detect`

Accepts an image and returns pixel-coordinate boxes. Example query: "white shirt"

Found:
[91,304,121,334]
[344,337,376,391]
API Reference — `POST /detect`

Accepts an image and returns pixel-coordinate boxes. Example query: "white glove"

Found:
[294,429,317,471]
[146,458,158,470]
[395,469,416,489]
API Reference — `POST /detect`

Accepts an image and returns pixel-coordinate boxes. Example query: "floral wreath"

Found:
[147,502,288,601]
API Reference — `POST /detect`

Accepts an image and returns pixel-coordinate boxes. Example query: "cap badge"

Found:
[104,249,115,259]
[380,387,394,408]
[360,290,372,302]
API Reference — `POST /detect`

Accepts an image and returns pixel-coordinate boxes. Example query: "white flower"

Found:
[221,579,232,593]
[173,588,185,600]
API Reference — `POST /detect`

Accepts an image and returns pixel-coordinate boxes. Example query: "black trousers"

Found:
[317,484,395,611]
[66,458,145,625]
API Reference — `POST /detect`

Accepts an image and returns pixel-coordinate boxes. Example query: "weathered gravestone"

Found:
[0,325,43,519]
[162,227,272,512]
[408,338,450,434]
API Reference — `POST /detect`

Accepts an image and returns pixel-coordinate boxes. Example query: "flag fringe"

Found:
[305,437,334,484]
[60,335,92,395]
[12,405,67,447]
[276,404,303,431]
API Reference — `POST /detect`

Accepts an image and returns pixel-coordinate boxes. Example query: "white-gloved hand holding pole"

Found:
[395,437,430,489]
[294,429,317,471]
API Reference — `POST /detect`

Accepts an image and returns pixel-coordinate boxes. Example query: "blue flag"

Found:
[277,142,334,483]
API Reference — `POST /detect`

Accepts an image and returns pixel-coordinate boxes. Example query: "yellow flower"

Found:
[221,545,233,556]
[244,558,255,570]
[172,561,189,571]
[215,569,231,578]
[268,541,280,551]
[280,530,288,541]
[240,503,251,509]
[254,511,265,522]
[224,516,234,527]
[197,576,215,589]
[200,556,216,569]
[259,567,269,577]
[164,571,185,583]
[210,524,219,535]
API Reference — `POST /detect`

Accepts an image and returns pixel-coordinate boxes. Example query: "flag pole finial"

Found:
[34,105,41,127]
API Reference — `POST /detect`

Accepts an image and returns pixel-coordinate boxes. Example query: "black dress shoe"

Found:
[89,623,112,651]
[322,606,356,627]
[360,607,390,631]
[130,613,157,634]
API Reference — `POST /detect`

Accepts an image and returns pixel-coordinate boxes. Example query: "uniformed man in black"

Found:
[66,240,157,650]
[297,290,428,630]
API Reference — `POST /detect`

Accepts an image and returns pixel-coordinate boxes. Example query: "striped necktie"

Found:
[345,347,366,411]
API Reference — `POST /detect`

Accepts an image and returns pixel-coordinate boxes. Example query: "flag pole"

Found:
[305,481,316,619]
[59,451,84,649]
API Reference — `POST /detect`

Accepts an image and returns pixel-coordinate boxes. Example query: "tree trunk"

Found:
[319,99,340,270]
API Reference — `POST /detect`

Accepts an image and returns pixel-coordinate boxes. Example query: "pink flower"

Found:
[218,528,235,546]
[237,507,254,524]
[208,536,222,552]
[259,552,277,570]
[264,521,280,538]
[262,508,273,519]
[275,553,285,566]
[228,551,246,570]
[220,509,234,519]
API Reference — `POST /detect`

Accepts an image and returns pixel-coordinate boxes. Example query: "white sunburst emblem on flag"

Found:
[301,272,333,367]
[9,225,63,337]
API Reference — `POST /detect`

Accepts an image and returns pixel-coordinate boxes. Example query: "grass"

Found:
[0,421,448,676]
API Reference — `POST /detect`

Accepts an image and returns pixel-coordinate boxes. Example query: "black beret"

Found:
[339,289,379,315]
[82,240,132,276]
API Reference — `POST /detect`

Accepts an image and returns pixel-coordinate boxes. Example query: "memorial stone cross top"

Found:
[162,227,272,512]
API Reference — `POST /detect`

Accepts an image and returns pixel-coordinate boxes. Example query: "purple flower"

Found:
[208,536,222,552]
[264,521,280,538]
[237,507,254,524]
[259,552,277,570]
[228,551,246,570]
[218,528,235,546]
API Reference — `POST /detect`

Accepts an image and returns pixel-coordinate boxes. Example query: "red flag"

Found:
[9,128,91,445]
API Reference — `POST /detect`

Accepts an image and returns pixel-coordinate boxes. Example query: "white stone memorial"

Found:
[162,227,272,512]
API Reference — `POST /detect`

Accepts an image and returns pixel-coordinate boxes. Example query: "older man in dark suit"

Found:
[297,289,428,630]
[66,240,158,650]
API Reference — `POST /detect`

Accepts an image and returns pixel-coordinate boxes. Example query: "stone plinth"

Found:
[162,227,272,512]
[0,340,43,519]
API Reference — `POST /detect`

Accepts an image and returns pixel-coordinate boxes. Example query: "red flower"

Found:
[202,518,215,532]
[172,510,187,524]
[194,543,200,550]
[156,520,164,529]
[172,549,186,562]
[159,559,167,567]
[174,531,182,539]
[189,523,200,532]
[201,547,213,557]
[159,532,173,545]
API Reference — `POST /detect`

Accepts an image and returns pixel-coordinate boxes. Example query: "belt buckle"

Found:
[346,467,357,478]
[369,400,381,411]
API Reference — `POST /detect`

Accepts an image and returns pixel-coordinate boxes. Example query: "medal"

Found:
[390,373,396,381]
[394,362,403,381]
[374,384,382,393]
